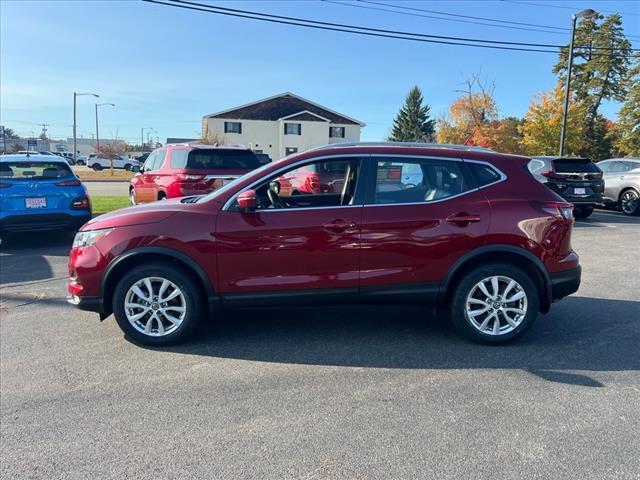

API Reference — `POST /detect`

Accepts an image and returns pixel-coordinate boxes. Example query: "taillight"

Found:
[541,171,564,180]
[590,172,603,179]
[56,179,82,186]
[0,183,11,188]
[71,197,91,210]
[308,173,320,190]
[176,174,205,181]
[539,202,574,222]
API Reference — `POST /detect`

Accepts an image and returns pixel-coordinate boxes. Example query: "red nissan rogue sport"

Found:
[128,144,262,204]
[68,143,581,346]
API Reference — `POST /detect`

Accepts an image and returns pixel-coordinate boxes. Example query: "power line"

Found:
[146,0,638,58]
[359,0,567,31]
[503,0,640,18]
[328,0,640,46]
[145,0,559,53]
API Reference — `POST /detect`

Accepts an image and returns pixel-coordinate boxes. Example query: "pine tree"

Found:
[389,86,435,142]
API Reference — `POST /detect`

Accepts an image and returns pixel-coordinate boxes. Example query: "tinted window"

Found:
[373,158,473,204]
[185,149,260,170]
[467,162,503,186]
[0,162,73,180]
[553,159,600,173]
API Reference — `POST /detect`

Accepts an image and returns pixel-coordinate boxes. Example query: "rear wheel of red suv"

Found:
[112,262,202,346]
[450,263,540,345]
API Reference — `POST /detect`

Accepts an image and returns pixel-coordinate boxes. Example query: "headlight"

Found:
[72,228,113,248]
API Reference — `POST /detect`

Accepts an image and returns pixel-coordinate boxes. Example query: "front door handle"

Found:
[323,219,357,233]
[446,213,481,225]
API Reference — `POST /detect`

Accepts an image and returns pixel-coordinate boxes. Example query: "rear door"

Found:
[358,156,492,302]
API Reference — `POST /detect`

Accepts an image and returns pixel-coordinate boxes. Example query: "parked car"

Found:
[128,144,262,205]
[597,158,640,216]
[68,142,581,347]
[0,154,91,234]
[89,155,139,171]
[527,156,604,218]
[255,153,272,165]
[135,153,150,163]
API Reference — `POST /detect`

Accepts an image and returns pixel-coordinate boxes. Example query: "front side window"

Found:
[143,152,157,171]
[233,157,359,211]
[224,122,242,134]
[329,126,345,138]
[154,150,167,170]
[284,123,301,135]
[372,158,473,205]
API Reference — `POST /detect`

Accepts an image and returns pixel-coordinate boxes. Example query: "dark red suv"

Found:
[129,144,262,204]
[68,143,581,346]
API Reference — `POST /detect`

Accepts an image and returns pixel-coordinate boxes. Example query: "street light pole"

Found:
[95,103,115,152]
[141,127,152,154]
[559,9,596,157]
[73,92,99,163]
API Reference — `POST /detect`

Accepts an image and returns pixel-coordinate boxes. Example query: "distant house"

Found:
[202,92,364,160]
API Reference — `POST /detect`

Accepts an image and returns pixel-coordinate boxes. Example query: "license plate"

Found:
[574,188,586,195]
[25,197,47,209]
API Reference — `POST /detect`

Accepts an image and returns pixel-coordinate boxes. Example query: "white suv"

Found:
[89,154,140,171]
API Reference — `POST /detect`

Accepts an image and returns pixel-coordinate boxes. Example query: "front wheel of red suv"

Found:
[450,263,540,345]
[112,262,202,346]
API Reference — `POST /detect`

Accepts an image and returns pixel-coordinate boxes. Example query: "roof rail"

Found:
[310,141,493,152]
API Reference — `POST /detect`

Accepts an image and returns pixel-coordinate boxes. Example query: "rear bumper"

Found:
[0,211,91,233]
[550,265,581,301]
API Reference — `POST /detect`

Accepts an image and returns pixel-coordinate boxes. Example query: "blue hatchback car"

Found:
[0,154,92,234]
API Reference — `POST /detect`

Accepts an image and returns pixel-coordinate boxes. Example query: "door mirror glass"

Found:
[237,189,257,211]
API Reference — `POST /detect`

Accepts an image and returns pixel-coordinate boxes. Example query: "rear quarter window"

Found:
[466,162,503,187]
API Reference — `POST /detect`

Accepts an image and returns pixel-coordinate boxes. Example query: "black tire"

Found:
[112,262,203,346]
[129,188,137,206]
[619,189,640,216]
[91,163,103,171]
[124,164,132,171]
[158,192,166,201]
[450,262,540,345]
[573,206,594,219]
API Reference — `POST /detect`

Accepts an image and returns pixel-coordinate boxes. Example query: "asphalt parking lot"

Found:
[1,210,639,479]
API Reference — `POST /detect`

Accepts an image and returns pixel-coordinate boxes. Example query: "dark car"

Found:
[129,144,262,204]
[68,142,580,347]
[527,156,604,218]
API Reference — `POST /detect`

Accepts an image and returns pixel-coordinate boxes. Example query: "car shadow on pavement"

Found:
[0,232,73,285]
[148,295,640,386]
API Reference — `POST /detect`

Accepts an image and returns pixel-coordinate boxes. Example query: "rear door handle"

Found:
[446,213,481,225]
[323,219,357,233]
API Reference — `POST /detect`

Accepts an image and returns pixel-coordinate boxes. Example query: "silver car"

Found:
[597,158,640,216]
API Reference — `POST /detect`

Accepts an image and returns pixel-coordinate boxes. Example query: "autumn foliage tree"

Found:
[614,53,640,156]
[94,141,128,176]
[519,83,586,156]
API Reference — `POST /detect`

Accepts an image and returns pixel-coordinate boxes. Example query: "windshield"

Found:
[0,162,74,180]
[172,149,261,170]
[197,160,275,203]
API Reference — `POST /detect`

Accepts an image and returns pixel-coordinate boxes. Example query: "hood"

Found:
[83,198,186,230]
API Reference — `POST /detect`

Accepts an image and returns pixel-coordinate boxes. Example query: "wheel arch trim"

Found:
[439,244,552,310]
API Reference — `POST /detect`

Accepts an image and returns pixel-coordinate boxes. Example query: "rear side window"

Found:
[553,159,600,173]
[467,162,503,187]
[373,158,473,204]
[179,149,260,170]
[0,162,73,180]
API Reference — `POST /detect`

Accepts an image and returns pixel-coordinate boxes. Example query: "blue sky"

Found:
[1,0,638,144]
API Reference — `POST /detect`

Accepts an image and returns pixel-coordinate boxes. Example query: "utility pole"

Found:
[559,9,596,157]
[73,92,99,163]
[39,123,49,139]
[141,127,152,154]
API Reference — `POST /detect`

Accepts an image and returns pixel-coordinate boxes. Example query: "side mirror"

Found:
[237,189,257,211]
[131,165,141,173]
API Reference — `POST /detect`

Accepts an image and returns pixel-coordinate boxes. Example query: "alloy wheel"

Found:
[124,277,186,337]
[621,190,638,215]
[465,275,528,336]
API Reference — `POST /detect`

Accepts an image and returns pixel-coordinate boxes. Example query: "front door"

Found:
[215,156,363,307]
[358,156,492,303]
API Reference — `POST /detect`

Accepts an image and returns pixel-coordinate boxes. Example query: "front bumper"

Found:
[550,265,581,301]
